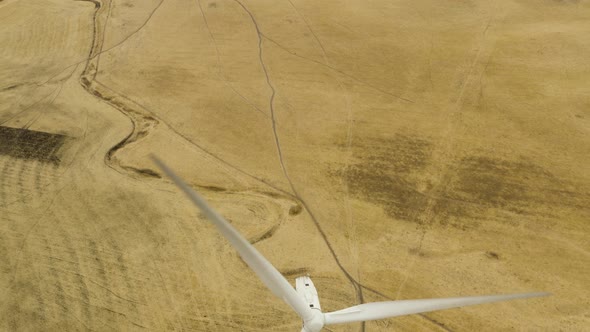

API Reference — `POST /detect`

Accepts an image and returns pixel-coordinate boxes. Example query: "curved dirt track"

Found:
[1,0,590,331]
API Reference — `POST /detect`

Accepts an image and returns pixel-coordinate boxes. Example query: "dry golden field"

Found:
[1,0,589,331]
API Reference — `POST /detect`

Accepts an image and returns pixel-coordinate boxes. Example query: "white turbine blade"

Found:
[151,156,314,322]
[324,292,550,325]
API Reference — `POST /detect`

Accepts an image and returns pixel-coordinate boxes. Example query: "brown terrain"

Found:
[1,0,589,331]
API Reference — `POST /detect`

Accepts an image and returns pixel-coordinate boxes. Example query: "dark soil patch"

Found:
[0,126,67,165]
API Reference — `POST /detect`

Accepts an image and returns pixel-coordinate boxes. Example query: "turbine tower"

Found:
[151,156,549,332]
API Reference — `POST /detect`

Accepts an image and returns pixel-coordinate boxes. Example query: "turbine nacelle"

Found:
[296,276,321,311]
[296,276,325,332]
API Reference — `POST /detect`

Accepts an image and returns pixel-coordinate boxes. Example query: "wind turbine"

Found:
[151,156,549,332]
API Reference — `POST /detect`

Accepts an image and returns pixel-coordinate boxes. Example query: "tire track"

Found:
[0,62,78,129]
[282,3,367,330]
[260,34,414,104]
[233,0,290,187]
[31,0,164,94]
[8,243,47,330]
[0,85,58,127]
[0,136,64,209]
[20,204,87,327]
[286,0,328,62]
[46,171,156,329]
[0,157,15,207]
[16,157,28,203]
[195,0,269,118]
[392,19,496,303]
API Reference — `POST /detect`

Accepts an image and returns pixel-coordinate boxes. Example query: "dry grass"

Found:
[1,0,589,331]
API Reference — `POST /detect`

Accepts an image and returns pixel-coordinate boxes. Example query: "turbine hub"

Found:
[302,309,324,332]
